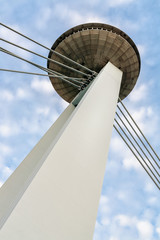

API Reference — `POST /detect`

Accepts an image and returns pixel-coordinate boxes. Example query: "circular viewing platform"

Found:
[47,23,140,103]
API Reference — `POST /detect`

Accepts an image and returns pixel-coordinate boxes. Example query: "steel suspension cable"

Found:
[0,38,90,78]
[114,124,160,190]
[0,22,96,75]
[0,69,87,83]
[114,119,160,185]
[116,112,160,176]
[0,68,86,82]
[117,104,160,169]
[118,97,160,161]
[0,68,65,78]
[0,47,80,89]
[0,47,62,77]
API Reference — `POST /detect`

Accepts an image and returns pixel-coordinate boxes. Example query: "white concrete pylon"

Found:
[0,62,122,240]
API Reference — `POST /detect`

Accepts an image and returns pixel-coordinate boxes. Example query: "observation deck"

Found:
[47,23,140,103]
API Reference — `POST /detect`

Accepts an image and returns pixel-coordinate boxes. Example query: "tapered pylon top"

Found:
[47,23,140,102]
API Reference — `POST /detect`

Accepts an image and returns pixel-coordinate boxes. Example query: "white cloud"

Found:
[129,105,159,136]
[31,77,54,95]
[0,124,12,137]
[53,4,108,26]
[107,0,135,7]
[86,0,101,7]
[146,106,153,117]
[145,58,156,67]
[112,215,154,240]
[0,89,14,101]
[147,196,158,205]
[0,158,13,183]
[0,87,30,103]
[36,7,52,30]
[136,220,153,240]
[110,135,142,172]
[36,107,50,116]
[128,84,148,102]
[16,88,29,99]
[50,112,59,123]
[0,143,12,156]
[99,195,110,214]
[132,107,146,124]
[110,136,126,155]
[0,25,36,59]
[59,99,69,111]
[0,181,3,188]
[0,87,30,102]
[144,181,155,193]
[0,123,19,138]
[99,195,109,205]
[115,214,136,227]
[117,191,126,201]
[123,156,141,171]
[137,44,146,56]
[19,107,59,136]
[2,166,13,180]
[141,209,156,223]
[109,237,119,240]
[156,227,160,237]
[101,217,109,226]
[20,117,41,134]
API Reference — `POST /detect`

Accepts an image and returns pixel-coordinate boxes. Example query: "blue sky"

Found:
[0,0,160,239]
